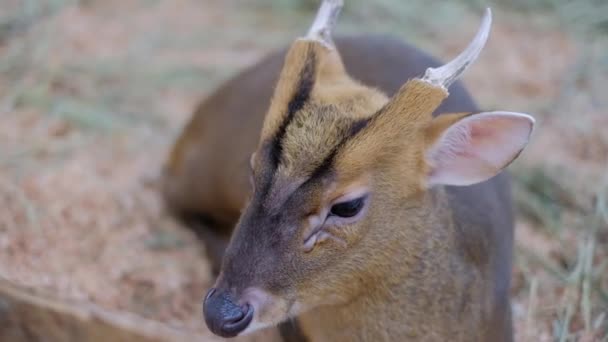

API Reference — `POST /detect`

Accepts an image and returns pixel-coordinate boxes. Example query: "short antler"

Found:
[421,8,492,89]
[305,0,344,48]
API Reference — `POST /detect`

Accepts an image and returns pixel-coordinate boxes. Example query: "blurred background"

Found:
[0,0,606,341]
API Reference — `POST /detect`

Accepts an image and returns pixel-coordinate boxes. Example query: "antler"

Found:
[305,0,344,48]
[421,8,492,90]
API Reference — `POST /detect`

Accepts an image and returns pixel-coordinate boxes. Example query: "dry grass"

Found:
[0,0,606,341]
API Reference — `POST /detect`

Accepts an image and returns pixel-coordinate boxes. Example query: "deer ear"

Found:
[425,111,535,187]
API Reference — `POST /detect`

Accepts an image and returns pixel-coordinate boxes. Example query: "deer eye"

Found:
[330,197,365,218]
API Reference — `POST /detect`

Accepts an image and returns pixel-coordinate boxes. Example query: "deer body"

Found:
[164,3,531,341]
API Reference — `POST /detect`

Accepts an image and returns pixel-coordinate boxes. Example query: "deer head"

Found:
[203,0,534,337]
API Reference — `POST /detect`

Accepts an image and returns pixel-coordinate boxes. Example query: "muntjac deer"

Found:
[163,1,534,341]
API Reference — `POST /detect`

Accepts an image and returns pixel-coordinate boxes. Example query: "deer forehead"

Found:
[279,104,359,178]
[278,89,385,178]
[259,101,380,213]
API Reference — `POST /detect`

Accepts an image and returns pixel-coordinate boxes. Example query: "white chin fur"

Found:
[238,287,278,335]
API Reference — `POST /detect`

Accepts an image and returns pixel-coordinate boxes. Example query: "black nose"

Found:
[203,288,254,338]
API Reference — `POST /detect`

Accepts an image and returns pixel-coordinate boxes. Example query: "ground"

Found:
[0,0,606,341]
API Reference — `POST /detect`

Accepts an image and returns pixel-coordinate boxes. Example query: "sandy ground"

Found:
[0,0,606,341]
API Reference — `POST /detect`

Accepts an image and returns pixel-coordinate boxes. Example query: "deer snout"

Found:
[203,288,254,337]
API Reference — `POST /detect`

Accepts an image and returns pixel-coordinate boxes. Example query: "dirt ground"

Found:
[0,0,606,341]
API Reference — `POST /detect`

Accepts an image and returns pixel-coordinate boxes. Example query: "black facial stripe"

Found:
[307,116,371,182]
[365,108,384,127]
[348,116,370,137]
[269,48,317,168]
[309,147,338,181]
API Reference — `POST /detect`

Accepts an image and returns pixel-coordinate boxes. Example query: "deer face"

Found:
[203,1,534,338]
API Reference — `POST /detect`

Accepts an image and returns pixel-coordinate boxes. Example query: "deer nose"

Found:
[203,288,254,337]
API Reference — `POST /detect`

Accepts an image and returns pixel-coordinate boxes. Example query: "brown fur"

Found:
[163,35,513,341]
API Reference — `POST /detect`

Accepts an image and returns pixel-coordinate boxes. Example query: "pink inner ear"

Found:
[470,122,492,139]
[427,112,534,187]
